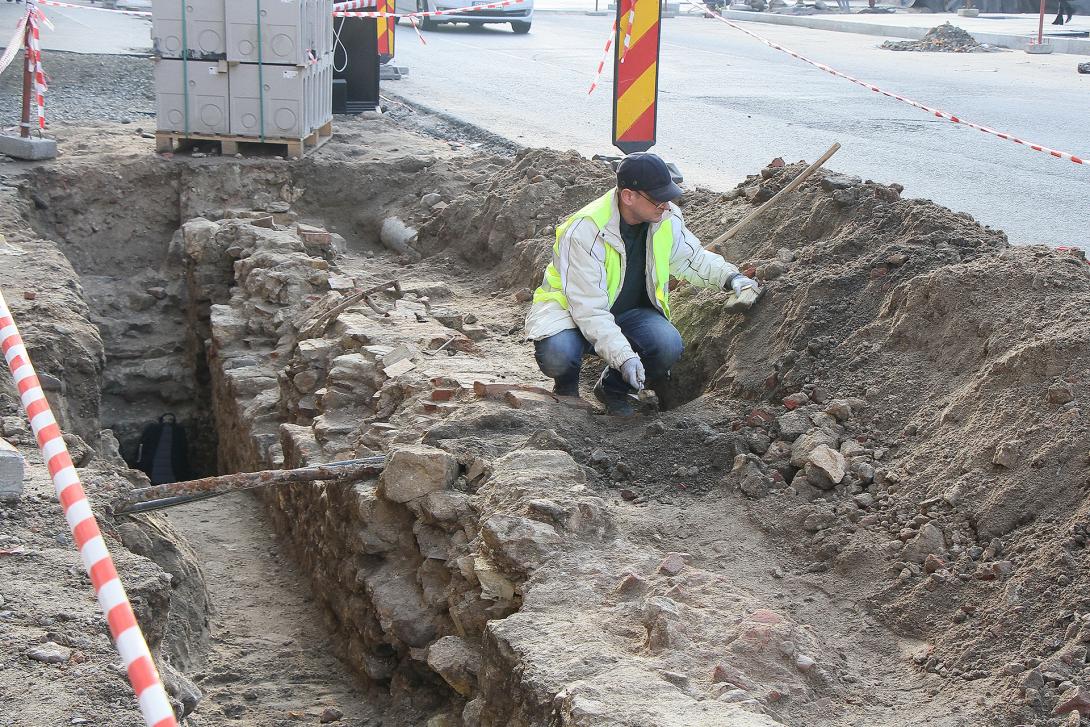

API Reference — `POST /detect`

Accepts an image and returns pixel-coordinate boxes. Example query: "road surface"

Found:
[2,2,1086,248]
[0,1,151,55]
[386,14,1090,249]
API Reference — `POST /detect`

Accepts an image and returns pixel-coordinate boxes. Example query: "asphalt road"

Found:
[3,3,1086,248]
[0,1,151,55]
[386,14,1090,249]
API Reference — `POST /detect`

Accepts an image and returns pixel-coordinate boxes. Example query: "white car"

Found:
[396,0,533,33]
[96,0,152,9]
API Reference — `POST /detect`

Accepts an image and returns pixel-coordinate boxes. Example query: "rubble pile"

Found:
[667,163,1090,725]
[882,22,997,52]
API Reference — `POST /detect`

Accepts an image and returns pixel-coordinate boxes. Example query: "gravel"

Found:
[0,51,154,129]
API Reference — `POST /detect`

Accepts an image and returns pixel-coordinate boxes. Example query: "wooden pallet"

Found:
[155,121,333,158]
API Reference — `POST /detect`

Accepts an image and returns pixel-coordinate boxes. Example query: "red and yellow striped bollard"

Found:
[612,0,662,153]
[377,0,395,63]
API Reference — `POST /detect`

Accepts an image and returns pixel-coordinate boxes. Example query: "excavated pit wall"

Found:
[175,191,810,724]
[0,166,212,720]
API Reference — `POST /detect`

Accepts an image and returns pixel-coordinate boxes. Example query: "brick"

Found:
[503,391,555,409]
[473,381,555,400]
[300,231,332,247]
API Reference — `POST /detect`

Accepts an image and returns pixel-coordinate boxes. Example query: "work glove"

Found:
[619,356,646,391]
[725,273,761,311]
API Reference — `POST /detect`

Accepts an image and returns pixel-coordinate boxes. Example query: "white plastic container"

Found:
[152,0,227,60]
[155,58,230,135]
[229,53,332,139]
[226,0,310,66]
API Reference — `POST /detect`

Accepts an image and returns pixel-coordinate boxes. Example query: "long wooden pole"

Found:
[114,457,386,514]
[706,142,841,251]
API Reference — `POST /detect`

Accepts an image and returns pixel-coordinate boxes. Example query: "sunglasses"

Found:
[636,191,670,209]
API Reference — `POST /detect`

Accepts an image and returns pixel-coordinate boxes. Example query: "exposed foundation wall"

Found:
[188,212,504,719]
[189,206,810,727]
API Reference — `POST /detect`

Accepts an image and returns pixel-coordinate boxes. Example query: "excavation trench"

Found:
[9,122,1090,727]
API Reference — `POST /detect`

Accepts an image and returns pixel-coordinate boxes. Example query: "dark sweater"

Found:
[610,218,653,315]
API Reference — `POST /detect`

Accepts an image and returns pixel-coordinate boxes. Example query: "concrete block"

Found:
[0,438,26,502]
[0,135,58,161]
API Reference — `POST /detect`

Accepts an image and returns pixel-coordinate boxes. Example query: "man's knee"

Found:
[640,324,684,370]
[534,332,584,378]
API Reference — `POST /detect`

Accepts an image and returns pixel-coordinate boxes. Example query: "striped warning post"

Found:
[0,289,178,727]
[612,0,661,154]
[27,7,46,129]
[376,0,395,63]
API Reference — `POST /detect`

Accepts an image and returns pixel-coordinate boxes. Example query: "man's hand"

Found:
[725,274,761,311]
[619,356,646,391]
[730,274,760,297]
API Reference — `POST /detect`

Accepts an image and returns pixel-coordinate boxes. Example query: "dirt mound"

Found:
[882,22,997,52]
[412,148,1090,724]
[665,164,1090,726]
[416,147,615,287]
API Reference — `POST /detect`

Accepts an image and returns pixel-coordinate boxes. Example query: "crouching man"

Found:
[524,153,760,416]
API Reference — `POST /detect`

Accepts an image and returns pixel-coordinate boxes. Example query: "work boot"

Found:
[553,381,579,398]
[593,379,636,417]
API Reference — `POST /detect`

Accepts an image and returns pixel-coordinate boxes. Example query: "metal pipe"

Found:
[115,457,386,514]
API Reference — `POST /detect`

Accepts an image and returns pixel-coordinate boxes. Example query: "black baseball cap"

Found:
[616,153,683,203]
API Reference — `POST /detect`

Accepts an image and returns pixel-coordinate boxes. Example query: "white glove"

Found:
[619,356,646,391]
[730,274,760,297]
[725,274,761,311]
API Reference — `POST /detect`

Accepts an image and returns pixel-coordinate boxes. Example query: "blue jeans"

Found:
[534,308,684,394]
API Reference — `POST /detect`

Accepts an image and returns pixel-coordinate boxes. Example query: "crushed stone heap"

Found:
[882,22,997,52]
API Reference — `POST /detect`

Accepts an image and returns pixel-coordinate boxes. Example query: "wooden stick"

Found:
[113,457,386,514]
[706,142,841,251]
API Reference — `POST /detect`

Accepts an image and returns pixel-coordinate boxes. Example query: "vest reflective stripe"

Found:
[650,221,673,318]
[533,190,675,318]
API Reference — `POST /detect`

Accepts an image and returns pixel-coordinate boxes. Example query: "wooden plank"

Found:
[154,130,328,157]
[319,120,333,137]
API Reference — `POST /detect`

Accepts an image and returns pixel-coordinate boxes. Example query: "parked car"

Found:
[395,0,534,33]
[95,0,152,9]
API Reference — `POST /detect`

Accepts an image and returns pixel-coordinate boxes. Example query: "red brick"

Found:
[431,389,457,402]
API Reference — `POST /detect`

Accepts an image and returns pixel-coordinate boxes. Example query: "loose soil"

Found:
[0,101,1087,727]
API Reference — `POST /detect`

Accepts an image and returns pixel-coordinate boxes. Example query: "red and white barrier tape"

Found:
[37,0,150,17]
[27,8,46,129]
[0,12,28,78]
[334,0,525,19]
[407,14,427,44]
[333,0,378,9]
[692,2,1086,167]
[0,290,178,727]
[588,19,616,95]
[620,0,634,63]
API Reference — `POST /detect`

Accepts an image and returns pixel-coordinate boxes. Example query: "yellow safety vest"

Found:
[533,190,675,318]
